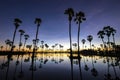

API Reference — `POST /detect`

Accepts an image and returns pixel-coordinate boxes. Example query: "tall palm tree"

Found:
[64,8,74,55]
[81,39,86,50]
[103,26,112,50]
[97,30,105,47]
[33,18,42,52]
[87,35,93,49]
[23,34,29,50]
[74,11,86,54]
[19,29,25,51]
[11,18,22,52]
[110,27,116,46]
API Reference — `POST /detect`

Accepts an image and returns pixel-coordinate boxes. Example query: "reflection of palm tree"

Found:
[13,55,20,80]
[74,11,86,54]
[19,29,25,51]
[64,8,74,55]
[18,55,24,78]
[111,57,119,80]
[81,39,86,50]
[23,34,29,51]
[70,55,73,80]
[87,35,93,49]
[83,57,89,71]
[104,57,112,80]
[91,56,98,77]
[11,18,22,52]
[78,57,83,80]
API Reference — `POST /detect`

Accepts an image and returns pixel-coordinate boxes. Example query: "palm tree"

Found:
[87,35,93,49]
[64,8,74,55]
[103,26,112,50]
[45,44,49,51]
[41,40,44,52]
[110,27,116,47]
[23,34,29,51]
[97,30,105,49]
[51,45,55,51]
[0,46,3,51]
[11,18,22,52]
[74,11,86,54]
[59,44,63,51]
[33,18,42,53]
[19,29,25,51]
[26,45,32,52]
[81,39,86,50]
[72,43,77,51]
[5,39,10,51]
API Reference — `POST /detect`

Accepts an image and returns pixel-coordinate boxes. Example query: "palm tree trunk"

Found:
[112,35,115,45]
[11,27,17,52]
[23,40,26,50]
[78,58,83,80]
[90,42,91,49]
[70,57,73,80]
[102,38,105,51]
[112,35,116,52]
[78,22,80,55]
[19,34,22,51]
[108,36,110,51]
[36,25,39,41]
[69,21,72,55]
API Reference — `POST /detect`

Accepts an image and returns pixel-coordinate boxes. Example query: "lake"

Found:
[0,53,120,80]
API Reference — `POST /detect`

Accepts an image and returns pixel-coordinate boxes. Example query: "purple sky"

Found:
[0,0,120,49]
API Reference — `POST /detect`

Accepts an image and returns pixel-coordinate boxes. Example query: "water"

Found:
[0,53,120,80]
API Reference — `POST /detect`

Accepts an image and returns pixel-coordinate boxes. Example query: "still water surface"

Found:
[0,53,120,80]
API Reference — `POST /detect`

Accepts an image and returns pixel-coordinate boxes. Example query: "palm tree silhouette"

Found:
[23,34,29,51]
[11,18,22,52]
[5,39,10,51]
[0,46,3,51]
[41,40,44,52]
[19,29,25,51]
[103,26,112,50]
[97,30,106,50]
[110,27,116,51]
[72,43,77,51]
[81,39,86,50]
[26,45,32,52]
[87,35,93,49]
[74,11,86,54]
[33,18,42,53]
[64,8,74,55]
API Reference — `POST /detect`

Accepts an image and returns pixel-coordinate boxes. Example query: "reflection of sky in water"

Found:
[0,53,120,80]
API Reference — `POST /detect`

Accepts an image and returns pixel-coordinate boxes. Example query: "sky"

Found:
[0,0,120,50]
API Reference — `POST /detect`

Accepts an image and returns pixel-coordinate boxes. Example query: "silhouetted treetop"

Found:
[64,8,74,21]
[34,18,42,26]
[14,18,22,28]
[74,11,86,24]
